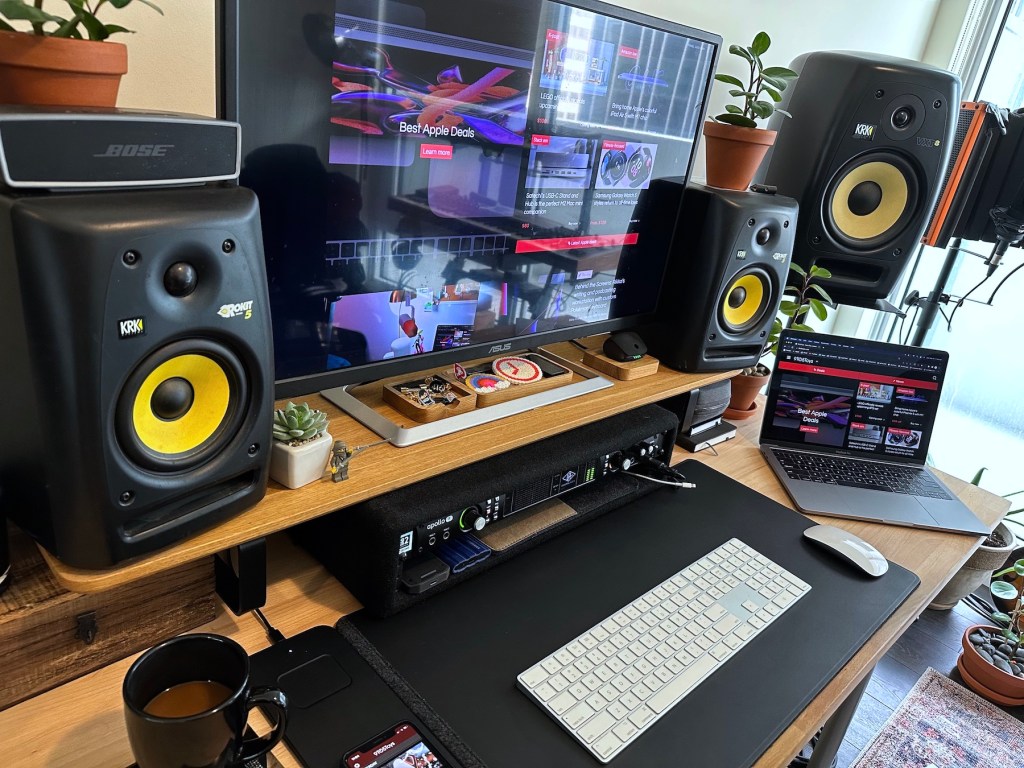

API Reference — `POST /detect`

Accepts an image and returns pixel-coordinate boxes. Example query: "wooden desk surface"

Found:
[2,401,1008,768]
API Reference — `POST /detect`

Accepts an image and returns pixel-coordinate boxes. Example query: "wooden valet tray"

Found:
[381,375,477,423]
[441,353,574,407]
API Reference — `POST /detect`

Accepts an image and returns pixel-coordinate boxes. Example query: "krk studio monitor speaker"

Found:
[640,181,797,372]
[0,185,274,568]
[760,51,960,307]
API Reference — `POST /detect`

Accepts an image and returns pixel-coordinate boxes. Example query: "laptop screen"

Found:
[760,330,949,465]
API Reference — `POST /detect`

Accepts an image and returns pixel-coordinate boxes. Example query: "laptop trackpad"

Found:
[847,492,933,526]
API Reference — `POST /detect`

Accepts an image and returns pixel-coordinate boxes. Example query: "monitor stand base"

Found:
[320,349,613,447]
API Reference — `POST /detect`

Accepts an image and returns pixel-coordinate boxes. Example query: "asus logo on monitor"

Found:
[488,342,513,354]
[93,143,174,158]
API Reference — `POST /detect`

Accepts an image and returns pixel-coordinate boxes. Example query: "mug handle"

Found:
[238,686,289,764]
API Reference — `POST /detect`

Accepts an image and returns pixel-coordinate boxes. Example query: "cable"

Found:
[621,470,696,488]
[986,259,1024,305]
[900,305,920,345]
[945,271,993,332]
[252,607,286,645]
[569,338,590,352]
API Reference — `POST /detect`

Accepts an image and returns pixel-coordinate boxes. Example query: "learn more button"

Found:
[420,143,453,160]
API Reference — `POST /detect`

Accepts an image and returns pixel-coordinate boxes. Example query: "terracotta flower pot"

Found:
[702,121,777,191]
[723,371,768,421]
[958,624,1024,706]
[0,30,127,108]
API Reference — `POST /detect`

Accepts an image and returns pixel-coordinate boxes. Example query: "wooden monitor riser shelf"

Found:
[2,408,1008,768]
[41,341,736,594]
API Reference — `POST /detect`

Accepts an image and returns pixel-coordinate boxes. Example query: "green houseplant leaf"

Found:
[0,0,162,39]
[713,32,798,126]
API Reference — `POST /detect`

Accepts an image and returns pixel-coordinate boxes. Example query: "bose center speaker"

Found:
[0,110,274,568]
[760,51,960,307]
[639,181,797,372]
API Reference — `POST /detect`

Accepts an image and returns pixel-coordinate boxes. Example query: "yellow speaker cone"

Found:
[722,273,766,331]
[132,354,231,456]
[831,161,908,240]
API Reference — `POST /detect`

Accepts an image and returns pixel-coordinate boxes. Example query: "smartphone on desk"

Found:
[343,722,448,768]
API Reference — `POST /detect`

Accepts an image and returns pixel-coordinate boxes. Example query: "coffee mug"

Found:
[123,633,288,768]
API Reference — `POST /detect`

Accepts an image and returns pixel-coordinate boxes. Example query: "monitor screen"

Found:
[222,0,720,396]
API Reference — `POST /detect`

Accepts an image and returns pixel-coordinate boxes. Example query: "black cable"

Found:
[252,607,286,645]
[569,338,590,352]
[945,271,993,332]
[986,259,1024,305]
[900,305,920,345]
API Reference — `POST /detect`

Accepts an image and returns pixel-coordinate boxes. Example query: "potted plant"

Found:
[930,469,1021,610]
[704,31,798,190]
[269,401,333,489]
[0,0,162,108]
[958,557,1024,705]
[725,262,833,418]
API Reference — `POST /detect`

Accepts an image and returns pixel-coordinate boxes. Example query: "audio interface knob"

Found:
[459,507,487,532]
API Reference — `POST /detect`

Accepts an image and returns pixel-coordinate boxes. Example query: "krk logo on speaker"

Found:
[118,317,145,339]
[217,300,254,320]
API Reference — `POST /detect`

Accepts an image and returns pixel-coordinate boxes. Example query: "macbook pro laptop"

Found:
[758,329,989,535]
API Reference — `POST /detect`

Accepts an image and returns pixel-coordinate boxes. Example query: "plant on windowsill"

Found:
[725,263,833,419]
[958,558,1024,705]
[269,401,333,489]
[704,31,798,190]
[0,0,163,108]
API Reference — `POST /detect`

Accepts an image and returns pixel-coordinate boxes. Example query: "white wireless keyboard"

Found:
[516,538,810,763]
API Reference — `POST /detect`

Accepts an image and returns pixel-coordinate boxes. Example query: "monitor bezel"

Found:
[218,0,722,399]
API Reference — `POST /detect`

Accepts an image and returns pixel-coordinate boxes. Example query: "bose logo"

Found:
[488,342,513,354]
[426,515,455,531]
[852,123,875,139]
[93,143,174,158]
[217,300,254,320]
[118,317,145,339]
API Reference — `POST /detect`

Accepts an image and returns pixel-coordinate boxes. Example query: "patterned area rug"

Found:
[851,667,1024,768]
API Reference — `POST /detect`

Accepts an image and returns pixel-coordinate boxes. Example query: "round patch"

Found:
[492,356,542,384]
[466,374,511,393]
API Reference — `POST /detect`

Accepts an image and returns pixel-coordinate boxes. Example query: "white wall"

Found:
[114,1,217,116]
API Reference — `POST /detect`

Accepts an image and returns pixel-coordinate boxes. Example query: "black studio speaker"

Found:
[761,51,960,307]
[0,185,274,567]
[639,181,798,372]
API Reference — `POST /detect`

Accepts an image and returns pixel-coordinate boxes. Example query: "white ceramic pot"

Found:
[929,521,1016,610]
[269,431,332,489]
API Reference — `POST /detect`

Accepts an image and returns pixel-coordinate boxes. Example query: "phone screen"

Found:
[343,722,447,768]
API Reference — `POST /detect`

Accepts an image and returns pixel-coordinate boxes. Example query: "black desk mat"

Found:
[346,460,920,768]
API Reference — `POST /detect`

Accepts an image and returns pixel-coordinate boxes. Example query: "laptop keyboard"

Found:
[516,539,810,763]
[770,449,951,499]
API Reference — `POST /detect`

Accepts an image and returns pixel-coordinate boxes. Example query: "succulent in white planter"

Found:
[269,401,332,489]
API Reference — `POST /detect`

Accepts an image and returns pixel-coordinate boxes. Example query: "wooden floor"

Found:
[831,598,1024,767]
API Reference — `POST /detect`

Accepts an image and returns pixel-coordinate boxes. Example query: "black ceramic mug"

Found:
[123,633,288,768]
